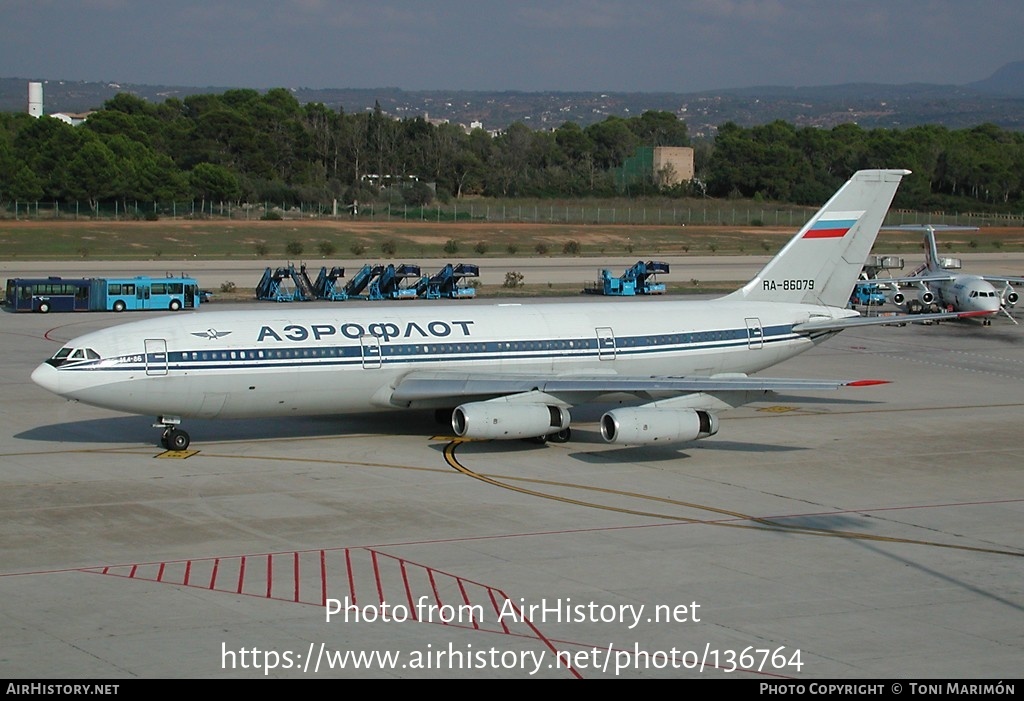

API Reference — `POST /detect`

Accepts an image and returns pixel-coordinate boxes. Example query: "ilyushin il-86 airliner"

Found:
[32,169,979,451]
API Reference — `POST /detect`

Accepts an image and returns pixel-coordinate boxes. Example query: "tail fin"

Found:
[922,225,941,271]
[724,169,910,307]
[879,224,979,273]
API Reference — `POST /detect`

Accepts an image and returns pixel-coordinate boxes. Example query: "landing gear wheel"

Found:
[549,428,572,443]
[166,428,190,451]
[523,434,548,445]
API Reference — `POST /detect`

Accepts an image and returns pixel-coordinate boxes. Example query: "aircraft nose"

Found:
[31,363,61,395]
[976,297,1001,313]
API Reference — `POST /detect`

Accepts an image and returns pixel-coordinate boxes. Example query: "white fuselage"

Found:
[31,299,848,419]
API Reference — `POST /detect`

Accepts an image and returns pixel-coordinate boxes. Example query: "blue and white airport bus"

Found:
[5,275,201,313]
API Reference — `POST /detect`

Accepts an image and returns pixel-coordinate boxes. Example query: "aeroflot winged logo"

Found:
[802,211,864,239]
[192,329,233,340]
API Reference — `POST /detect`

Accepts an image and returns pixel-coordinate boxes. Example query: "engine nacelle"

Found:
[889,290,906,306]
[600,408,719,445]
[917,288,934,305]
[1003,287,1019,307]
[452,402,570,440]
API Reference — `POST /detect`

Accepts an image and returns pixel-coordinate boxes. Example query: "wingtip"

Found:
[846,379,891,387]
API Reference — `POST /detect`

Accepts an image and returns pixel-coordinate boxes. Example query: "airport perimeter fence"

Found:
[3,199,1024,229]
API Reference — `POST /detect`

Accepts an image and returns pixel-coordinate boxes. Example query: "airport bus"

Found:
[5,275,202,313]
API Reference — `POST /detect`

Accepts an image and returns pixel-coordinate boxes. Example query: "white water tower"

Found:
[28,81,43,118]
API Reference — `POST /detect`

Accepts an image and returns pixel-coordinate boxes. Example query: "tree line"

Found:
[1,87,1023,214]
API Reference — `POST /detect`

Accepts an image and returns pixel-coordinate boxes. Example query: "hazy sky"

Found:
[3,1,1022,93]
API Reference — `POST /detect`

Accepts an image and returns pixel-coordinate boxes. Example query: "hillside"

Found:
[4,60,1024,134]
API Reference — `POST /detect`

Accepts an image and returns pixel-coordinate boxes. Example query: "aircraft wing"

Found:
[884,273,956,284]
[979,274,1024,286]
[388,371,884,406]
[882,273,1024,287]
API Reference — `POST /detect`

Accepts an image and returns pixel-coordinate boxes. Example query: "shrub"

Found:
[254,242,269,257]
[402,180,434,207]
[443,239,459,255]
[350,242,366,256]
[474,241,488,255]
[318,240,336,257]
[285,240,304,256]
[503,271,524,288]
[535,242,549,255]
[562,240,580,255]
[506,243,518,255]
[220,281,237,293]
[381,239,397,256]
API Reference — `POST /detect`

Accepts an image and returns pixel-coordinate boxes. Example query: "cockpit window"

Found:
[46,347,100,367]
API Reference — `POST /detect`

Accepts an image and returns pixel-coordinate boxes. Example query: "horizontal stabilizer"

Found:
[793,309,992,333]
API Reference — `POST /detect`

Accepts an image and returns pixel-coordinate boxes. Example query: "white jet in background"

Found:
[879,224,1024,325]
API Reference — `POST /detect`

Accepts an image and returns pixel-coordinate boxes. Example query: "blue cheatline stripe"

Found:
[60,325,804,374]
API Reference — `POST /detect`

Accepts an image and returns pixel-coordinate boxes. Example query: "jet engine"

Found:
[452,401,570,440]
[1002,286,1019,307]
[600,408,719,445]
[916,288,935,305]
[889,289,906,306]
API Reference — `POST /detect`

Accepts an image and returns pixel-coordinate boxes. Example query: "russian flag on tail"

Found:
[802,213,861,239]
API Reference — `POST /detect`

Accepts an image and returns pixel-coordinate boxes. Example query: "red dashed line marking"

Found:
[81,547,560,644]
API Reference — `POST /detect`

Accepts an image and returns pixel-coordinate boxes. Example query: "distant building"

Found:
[28,81,43,117]
[28,80,91,124]
[50,112,91,126]
[614,146,695,190]
[423,112,449,128]
[652,146,695,186]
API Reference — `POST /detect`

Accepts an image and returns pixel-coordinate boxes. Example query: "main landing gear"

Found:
[549,427,572,443]
[522,428,572,445]
[155,416,190,451]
